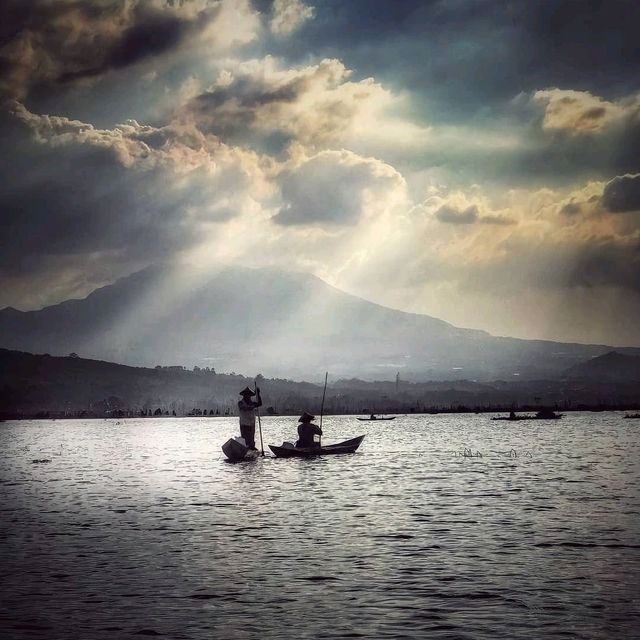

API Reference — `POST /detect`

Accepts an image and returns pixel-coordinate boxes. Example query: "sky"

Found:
[1,0,639,346]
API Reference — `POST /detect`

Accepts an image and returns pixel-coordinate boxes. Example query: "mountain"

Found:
[0,265,638,380]
[564,351,640,382]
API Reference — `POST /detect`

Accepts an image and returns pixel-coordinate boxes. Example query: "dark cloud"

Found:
[182,73,300,139]
[58,9,193,83]
[434,204,514,226]
[435,204,478,225]
[275,150,403,226]
[602,174,640,213]
[560,202,582,216]
[0,0,219,99]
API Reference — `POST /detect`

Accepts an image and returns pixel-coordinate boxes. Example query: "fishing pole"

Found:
[319,372,328,446]
[255,379,264,457]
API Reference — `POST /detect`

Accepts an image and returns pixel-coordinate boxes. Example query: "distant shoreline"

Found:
[3,348,639,422]
[3,404,639,422]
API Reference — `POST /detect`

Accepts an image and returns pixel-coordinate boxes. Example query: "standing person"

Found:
[296,412,322,449]
[238,386,262,450]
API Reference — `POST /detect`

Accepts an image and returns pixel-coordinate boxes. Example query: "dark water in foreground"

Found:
[1,414,639,639]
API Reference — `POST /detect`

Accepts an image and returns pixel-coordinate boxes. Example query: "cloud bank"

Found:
[0,0,639,346]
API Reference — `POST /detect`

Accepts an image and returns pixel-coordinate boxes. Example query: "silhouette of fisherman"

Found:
[238,386,262,450]
[296,412,322,448]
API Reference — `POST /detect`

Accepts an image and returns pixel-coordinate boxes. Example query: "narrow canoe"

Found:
[491,414,563,421]
[356,416,396,421]
[222,437,261,462]
[269,435,365,458]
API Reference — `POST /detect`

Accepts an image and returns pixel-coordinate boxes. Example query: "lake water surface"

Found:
[1,413,639,639]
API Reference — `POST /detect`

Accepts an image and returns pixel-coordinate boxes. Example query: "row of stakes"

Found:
[454,448,533,458]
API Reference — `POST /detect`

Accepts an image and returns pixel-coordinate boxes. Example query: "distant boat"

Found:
[357,415,396,421]
[222,437,260,462]
[492,409,563,421]
[269,435,365,458]
[624,413,640,419]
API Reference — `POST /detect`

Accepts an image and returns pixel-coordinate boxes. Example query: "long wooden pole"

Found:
[319,372,328,429]
[255,379,264,457]
[318,372,328,449]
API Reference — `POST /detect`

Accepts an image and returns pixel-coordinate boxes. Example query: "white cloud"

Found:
[179,56,429,152]
[533,88,640,135]
[270,0,315,36]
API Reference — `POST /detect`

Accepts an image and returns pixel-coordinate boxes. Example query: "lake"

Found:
[1,413,639,639]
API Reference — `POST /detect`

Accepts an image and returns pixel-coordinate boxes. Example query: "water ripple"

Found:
[1,413,639,639]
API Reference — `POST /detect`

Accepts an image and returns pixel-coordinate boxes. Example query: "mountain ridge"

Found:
[1,264,638,380]
[564,351,640,382]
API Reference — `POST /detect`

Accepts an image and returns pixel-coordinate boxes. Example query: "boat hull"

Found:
[269,435,365,458]
[356,417,396,421]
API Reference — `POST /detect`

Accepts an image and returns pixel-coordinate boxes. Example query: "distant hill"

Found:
[0,264,638,380]
[1,349,639,418]
[564,351,640,382]
[0,348,319,417]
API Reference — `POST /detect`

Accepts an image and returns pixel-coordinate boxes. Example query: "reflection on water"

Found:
[1,414,639,639]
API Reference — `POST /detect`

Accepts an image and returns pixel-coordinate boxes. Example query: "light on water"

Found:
[1,414,639,639]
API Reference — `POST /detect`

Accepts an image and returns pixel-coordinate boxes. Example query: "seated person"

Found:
[296,412,322,448]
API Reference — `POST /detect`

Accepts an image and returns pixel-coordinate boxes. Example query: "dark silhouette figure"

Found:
[296,412,322,448]
[238,386,262,449]
[535,408,562,419]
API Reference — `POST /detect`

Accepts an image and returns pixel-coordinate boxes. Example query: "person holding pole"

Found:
[237,386,262,451]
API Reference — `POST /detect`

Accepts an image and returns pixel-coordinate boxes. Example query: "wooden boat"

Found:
[492,410,563,421]
[269,435,365,458]
[356,416,396,421]
[222,437,261,462]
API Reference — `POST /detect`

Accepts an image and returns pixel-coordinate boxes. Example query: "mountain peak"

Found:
[1,265,638,380]
[565,350,640,381]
